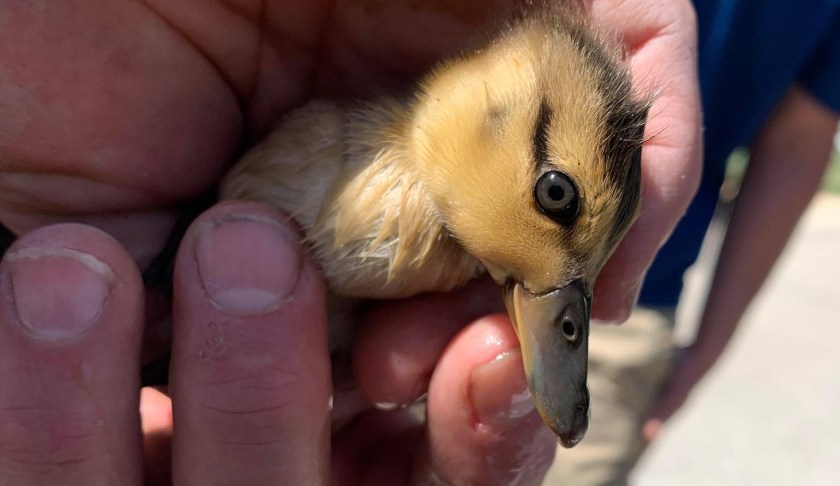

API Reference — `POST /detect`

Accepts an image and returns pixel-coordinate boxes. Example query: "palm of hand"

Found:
[0,0,505,261]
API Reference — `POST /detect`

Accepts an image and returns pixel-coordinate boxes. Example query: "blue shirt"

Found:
[639,0,840,306]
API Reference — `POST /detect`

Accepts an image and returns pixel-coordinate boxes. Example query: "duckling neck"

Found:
[310,99,484,299]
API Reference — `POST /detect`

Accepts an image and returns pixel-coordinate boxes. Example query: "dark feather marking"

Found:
[486,103,510,137]
[601,97,649,249]
[533,99,553,168]
[490,6,650,248]
[551,14,651,246]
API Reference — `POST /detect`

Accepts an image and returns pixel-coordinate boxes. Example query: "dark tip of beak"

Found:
[552,386,589,448]
[502,278,592,447]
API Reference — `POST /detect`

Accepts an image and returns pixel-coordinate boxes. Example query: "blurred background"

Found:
[630,131,840,484]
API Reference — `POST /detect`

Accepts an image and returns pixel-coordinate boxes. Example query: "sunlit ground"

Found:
[634,192,840,485]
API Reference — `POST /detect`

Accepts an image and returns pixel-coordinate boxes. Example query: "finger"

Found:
[642,372,693,442]
[170,201,331,485]
[0,224,144,484]
[642,389,684,442]
[331,410,422,486]
[416,315,556,485]
[589,0,702,321]
[353,277,503,409]
[316,0,515,95]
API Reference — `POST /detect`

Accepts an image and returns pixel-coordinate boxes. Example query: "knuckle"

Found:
[192,359,310,445]
[682,0,699,33]
[0,403,101,472]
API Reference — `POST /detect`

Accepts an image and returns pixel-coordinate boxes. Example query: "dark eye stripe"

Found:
[532,99,552,168]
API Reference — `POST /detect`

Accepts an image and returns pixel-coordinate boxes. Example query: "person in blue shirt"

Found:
[549,1,840,484]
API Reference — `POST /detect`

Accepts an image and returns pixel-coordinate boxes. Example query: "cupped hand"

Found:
[0,0,512,267]
[0,0,700,326]
[588,0,702,321]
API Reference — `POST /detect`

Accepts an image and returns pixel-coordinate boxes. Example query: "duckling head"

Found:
[410,15,650,447]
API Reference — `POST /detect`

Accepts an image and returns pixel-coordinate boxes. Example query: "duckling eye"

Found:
[534,171,579,224]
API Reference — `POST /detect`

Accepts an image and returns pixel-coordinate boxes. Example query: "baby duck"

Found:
[221,10,649,448]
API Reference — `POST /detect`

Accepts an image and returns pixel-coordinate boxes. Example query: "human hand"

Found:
[0,0,701,333]
[641,345,707,441]
[587,0,703,321]
[0,202,556,484]
[0,0,701,480]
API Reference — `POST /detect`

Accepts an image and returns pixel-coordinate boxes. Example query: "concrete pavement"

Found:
[632,193,840,485]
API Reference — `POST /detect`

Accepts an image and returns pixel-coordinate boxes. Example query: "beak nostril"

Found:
[561,319,578,344]
[561,320,575,336]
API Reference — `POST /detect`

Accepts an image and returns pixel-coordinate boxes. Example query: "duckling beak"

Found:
[502,279,591,448]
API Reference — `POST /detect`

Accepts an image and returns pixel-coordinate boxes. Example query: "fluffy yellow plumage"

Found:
[221,8,649,447]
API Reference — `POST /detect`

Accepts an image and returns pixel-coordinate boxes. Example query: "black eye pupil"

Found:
[534,171,580,224]
[562,320,576,340]
[548,185,565,201]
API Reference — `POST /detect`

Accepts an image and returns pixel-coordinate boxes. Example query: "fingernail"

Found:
[195,215,301,315]
[470,349,535,430]
[643,419,661,442]
[373,402,401,411]
[8,248,114,340]
[372,390,427,412]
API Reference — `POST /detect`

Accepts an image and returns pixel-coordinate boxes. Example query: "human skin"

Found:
[0,0,701,483]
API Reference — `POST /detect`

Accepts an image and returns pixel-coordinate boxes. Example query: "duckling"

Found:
[220,9,649,448]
